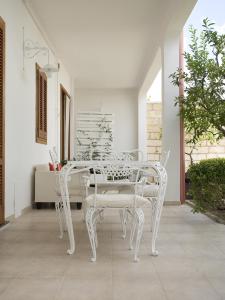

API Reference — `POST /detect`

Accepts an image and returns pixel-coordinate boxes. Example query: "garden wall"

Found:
[147,102,225,169]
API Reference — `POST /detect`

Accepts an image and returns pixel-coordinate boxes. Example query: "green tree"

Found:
[170,18,225,152]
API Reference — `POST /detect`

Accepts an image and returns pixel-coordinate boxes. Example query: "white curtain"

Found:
[64,95,70,160]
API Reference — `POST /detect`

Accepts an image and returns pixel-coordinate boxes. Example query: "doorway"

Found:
[0,17,5,225]
[60,84,71,162]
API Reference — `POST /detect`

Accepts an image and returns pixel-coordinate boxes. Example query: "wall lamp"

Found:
[23,38,60,78]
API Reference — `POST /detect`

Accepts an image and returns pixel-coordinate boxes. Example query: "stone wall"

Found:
[185,140,225,169]
[146,102,225,168]
[146,103,162,161]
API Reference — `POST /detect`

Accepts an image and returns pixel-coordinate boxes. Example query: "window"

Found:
[36,64,47,144]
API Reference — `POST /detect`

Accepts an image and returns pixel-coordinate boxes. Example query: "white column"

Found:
[138,94,147,161]
[138,49,161,161]
[161,30,181,203]
[69,78,75,160]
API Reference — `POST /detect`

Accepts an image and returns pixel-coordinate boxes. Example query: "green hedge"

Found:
[187,158,225,213]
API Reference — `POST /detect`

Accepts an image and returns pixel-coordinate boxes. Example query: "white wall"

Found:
[0,0,72,217]
[75,89,138,153]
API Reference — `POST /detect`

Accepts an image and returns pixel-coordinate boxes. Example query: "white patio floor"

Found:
[0,204,225,300]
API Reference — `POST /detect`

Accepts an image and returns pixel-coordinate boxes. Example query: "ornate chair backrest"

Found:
[96,164,134,181]
[115,152,134,161]
[104,149,144,162]
[125,149,144,161]
[90,163,140,207]
[160,150,170,168]
[58,162,90,202]
[87,149,144,162]
[140,165,167,203]
[157,165,167,203]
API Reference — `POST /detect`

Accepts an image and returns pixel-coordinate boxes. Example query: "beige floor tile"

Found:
[16,256,71,278]
[0,256,25,278]
[0,240,40,257]
[112,258,157,280]
[74,240,113,262]
[195,258,225,278]
[65,260,112,279]
[182,243,225,260]
[206,276,225,299]
[1,278,61,300]
[6,221,59,232]
[145,241,187,259]
[162,277,221,300]
[214,241,225,254]
[0,278,13,295]
[1,205,225,299]
[16,231,63,243]
[112,248,149,264]
[169,231,219,243]
[0,230,23,242]
[113,277,167,300]
[56,276,113,300]
[152,257,201,280]
[33,241,69,256]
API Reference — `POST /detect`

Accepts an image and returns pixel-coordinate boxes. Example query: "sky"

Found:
[147,0,225,103]
[184,0,225,49]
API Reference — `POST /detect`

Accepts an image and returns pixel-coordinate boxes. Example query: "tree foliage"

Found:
[170,18,225,145]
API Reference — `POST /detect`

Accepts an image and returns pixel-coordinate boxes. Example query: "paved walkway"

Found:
[0,205,225,300]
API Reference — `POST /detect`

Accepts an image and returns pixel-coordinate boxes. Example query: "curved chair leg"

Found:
[134,208,144,262]
[99,210,104,223]
[59,177,75,255]
[64,205,75,255]
[150,198,157,232]
[93,219,98,248]
[151,201,163,256]
[82,200,87,222]
[86,208,97,262]
[55,201,63,239]
[129,213,137,250]
[62,198,75,255]
[120,208,128,239]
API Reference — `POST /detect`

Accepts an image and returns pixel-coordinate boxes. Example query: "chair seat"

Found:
[137,184,159,197]
[85,193,149,208]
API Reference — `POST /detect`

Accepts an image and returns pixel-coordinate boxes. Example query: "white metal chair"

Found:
[121,164,168,255]
[84,163,149,262]
[121,149,144,161]
[108,149,144,162]
[49,147,88,255]
[98,149,145,236]
[49,147,65,240]
[141,150,170,198]
[57,163,90,254]
[160,150,170,168]
[140,165,167,256]
[135,151,169,246]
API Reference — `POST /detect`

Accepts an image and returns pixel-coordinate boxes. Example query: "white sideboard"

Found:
[34,164,84,203]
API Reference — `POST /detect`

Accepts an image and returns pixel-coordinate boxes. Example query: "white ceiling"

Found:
[24,0,196,89]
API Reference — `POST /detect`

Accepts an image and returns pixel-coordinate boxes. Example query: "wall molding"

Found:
[6,205,31,223]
